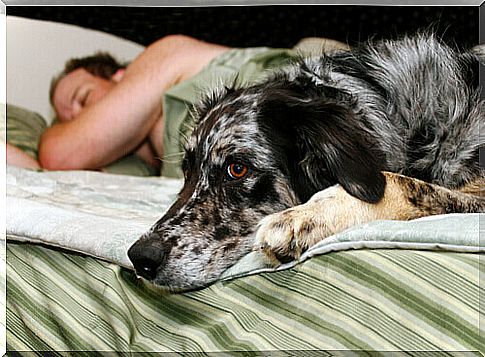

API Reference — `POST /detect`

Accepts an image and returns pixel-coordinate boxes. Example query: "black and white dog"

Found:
[128,34,485,291]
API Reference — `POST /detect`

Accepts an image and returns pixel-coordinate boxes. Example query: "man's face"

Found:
[52,68,116,122]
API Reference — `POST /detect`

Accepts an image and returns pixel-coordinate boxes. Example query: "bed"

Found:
[4,16,484,353]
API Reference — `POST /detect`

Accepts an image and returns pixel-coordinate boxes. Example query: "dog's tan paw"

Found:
[255,185,341,263]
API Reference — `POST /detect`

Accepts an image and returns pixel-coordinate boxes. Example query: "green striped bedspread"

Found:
[6,243,484,353]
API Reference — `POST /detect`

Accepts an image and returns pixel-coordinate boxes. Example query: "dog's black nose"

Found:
[127,241,167,281]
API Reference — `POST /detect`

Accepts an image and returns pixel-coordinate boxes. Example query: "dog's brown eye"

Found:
[227,163,248,180]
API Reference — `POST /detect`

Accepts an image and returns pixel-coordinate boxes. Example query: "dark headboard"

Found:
[7,5,480,50]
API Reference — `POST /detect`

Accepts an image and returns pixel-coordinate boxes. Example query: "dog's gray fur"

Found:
[128,34,484,291]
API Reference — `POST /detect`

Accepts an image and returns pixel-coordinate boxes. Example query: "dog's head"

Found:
[128,72,385,291]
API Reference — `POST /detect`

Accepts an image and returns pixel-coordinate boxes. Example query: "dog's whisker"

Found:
[156,158,184,165]
[156,152,185,164]
[176,128,195,149]
[159,151,185,159]
[158,159,184,165]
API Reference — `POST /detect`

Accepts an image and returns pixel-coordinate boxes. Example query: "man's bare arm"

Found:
[6,143,41,169]
[39,35,229,170]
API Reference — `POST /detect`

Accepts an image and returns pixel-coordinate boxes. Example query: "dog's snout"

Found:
[128,240,169,281]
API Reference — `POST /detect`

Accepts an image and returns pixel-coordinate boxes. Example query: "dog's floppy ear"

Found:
[296,101,386,203]
[261,87,386,203]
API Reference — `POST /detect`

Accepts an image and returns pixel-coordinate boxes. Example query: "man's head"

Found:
[50,52,127,122]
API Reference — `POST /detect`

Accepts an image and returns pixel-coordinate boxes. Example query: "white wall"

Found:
[7,16,144,123]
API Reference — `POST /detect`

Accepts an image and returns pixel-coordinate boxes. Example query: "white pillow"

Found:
[6,16,144,124]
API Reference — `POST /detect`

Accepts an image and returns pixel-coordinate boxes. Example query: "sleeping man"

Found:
[7,34,306,177]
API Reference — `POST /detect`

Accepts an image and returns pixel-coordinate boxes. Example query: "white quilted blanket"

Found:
[6,166,181,268]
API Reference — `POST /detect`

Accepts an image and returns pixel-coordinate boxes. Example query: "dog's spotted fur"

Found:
[128,34,485,291]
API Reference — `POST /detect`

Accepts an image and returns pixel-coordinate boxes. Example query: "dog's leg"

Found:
[255,172,485,262]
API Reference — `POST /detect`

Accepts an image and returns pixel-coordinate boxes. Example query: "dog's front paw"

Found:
[255,209,316,263]
[255,186,340,263]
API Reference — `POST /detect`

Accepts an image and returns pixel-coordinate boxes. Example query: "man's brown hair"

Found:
[49,52,128,104]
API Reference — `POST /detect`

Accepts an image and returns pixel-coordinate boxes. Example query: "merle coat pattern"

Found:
[128,34,485,291]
